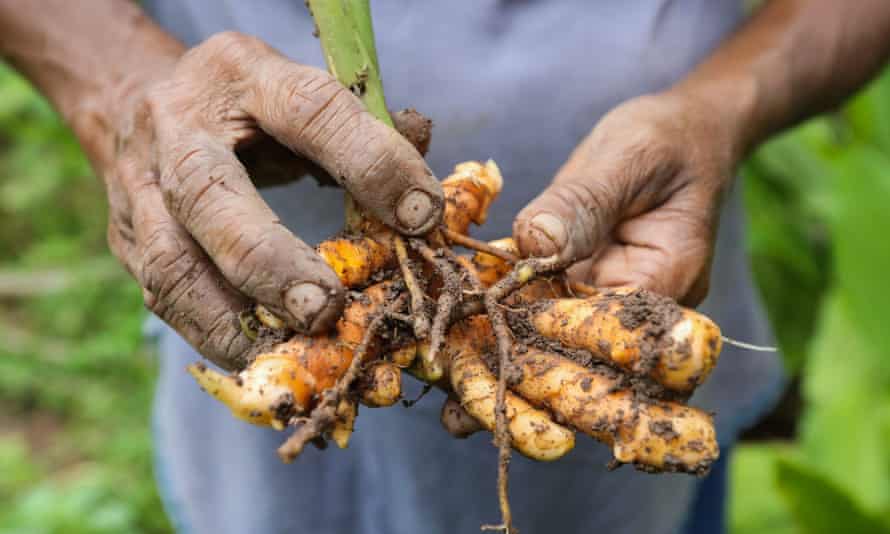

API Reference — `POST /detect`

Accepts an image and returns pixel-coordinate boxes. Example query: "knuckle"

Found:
[357,134,398,182]
[217,229,286,294]
[200,311,249,371]
[291,66,339,99]
[144,79,189,120]
[622,126,681,182]
[139,225,197,296]
[554,178,615,239]
[295,81,357,141]
[179,160,244,226]
[106,223,133,269]
[161,145,210,194]
[199,31,268,66]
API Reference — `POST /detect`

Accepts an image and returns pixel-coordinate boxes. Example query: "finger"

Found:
[128,174,253,371]
[513,167,624,263]
[235,134,329,188]
[242,54,443,235]
[154,132,345,334]
[587,206,712,304]
[107,213,138,278]
[237,108,432,188]
[513,128,680,262]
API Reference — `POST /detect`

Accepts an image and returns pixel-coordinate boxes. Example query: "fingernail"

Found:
[527,213,568,256]
[284,282,329,332]
[396,188,435,233]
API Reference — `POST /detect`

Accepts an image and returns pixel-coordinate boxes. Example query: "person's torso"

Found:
[142,3,785,534]
[145,0,741,243]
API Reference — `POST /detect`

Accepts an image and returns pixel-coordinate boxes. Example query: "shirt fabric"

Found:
[141,2,786,533]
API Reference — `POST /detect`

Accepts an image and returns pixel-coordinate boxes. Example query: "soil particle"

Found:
[245,324,293,363]
[391,108,433,156]
[272,392,297,423]
[614,289,683,374]
[606,459,623,471]
[686,440,704,453]
[671,339,692,368]
[648,420,679,441]
[597,339,612,358]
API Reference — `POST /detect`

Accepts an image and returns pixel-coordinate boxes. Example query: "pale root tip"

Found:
[483,159,504,196]
[488,237,518,255]
[332,427,352,449]
[255,304,285,330]
[444,159,504,196]
[187,364,239,408]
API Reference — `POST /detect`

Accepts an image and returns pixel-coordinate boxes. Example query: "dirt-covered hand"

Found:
[97,32,442,370]
[514,93,738,305]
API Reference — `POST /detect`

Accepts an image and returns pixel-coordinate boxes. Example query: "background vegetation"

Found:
[1,58,889,532]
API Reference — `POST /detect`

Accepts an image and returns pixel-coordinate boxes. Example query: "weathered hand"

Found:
[514,92,739,305]
[97,32,442,370]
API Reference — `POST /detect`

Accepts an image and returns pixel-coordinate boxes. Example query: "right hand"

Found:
[91,32,443,370]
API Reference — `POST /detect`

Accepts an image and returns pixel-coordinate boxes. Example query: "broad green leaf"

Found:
[826,146,890,366]
[730,444,796,534]
[843,70,890,153]
[799,293,890,512]
[775,459,889,534]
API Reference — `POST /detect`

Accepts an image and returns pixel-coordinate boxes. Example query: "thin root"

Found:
[567,280,598,297]
[441,227,519,264]
[394,236,431,340]
[410,239,462,377]
[488,254,568,302]
[453,250,517,534]
[401,383,433,407]
[485,288,516,534]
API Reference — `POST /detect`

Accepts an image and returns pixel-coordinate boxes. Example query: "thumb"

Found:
[514,160,625,262]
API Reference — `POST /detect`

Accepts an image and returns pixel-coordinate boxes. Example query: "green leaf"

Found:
[825,146,890,359]
[798,293,890,512]
[730,444,796,534]
[775,459,889,534]
[843,69,890,153]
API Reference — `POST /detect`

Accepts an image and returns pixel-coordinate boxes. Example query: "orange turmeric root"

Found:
[188,159,723,475]
[511,347,718,474]
[528,288,722,393]
[318,160,504,288]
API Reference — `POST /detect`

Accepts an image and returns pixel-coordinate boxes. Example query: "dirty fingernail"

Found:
[284,282,329,332]
[396,188,436,233]
[527,213,568,256]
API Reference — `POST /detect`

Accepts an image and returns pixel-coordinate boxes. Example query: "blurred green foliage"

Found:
[0,64,170,533]
[1,56,890,533]
[732,71,890,533]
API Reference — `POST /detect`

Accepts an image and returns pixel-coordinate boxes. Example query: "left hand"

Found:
[513,92,741,306]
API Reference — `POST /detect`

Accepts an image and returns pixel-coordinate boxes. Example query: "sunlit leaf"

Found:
[775,459,888,534]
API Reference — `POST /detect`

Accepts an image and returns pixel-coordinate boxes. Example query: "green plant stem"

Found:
[308,0,391,126]
[308,0,392,227]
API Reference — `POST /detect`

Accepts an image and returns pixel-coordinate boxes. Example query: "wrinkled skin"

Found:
[4,0,890,368]
[96,32,442,370]
[514,93,735,307]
